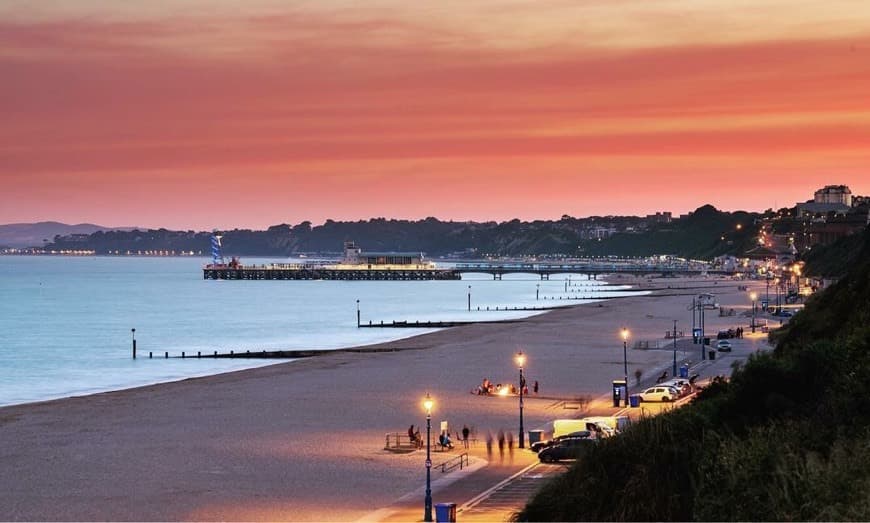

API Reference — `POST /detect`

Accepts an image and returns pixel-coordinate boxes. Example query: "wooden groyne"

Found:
[137,345,432,360]
[358,318,526,328]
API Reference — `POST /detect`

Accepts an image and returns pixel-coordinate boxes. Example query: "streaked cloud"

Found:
[1,0,869,227]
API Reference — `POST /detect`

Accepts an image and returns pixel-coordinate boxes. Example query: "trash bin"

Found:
[435,502,457,523]
[528,430,544,445]
[679,365,689,379]
[629,394,640,408]
[703,337,711,346]
[708,349,716,361]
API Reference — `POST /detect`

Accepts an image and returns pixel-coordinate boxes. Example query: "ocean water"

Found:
[0,256,641,406]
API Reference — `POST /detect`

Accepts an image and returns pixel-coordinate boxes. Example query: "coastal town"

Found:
[3,0,870,519]
[2,184,867,521]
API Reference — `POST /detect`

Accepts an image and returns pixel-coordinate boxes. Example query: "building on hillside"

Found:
[645,212,672,224]
[852,195,870,208]
[805,210,870,246]
[796,185,853,217]
[815,185,852,206]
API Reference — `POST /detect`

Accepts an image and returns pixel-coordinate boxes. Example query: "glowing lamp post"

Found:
[423,393,434,522]
[750,291,758,333]
[621,328,629,404]
[516,350,526,449]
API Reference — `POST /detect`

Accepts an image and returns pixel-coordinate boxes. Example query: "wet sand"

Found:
[0,274,768,521]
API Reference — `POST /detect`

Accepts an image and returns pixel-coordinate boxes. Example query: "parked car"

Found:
[537,437,595,463]
[637,386,678,402]
[660,379,691,396]
[717,329,736,339]
[716,340,732,352]
[530,430,591,453]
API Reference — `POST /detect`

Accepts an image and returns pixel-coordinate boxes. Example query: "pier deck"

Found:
[203,266,461,280]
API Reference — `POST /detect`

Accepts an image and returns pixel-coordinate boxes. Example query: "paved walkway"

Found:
[362,335,771,522]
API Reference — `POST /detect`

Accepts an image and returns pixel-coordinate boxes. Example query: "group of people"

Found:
[485,429,516,462]
[720,327,745,339]
[408,424,474,450]
[475,378,539,396]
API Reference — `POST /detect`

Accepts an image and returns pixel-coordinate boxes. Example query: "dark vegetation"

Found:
[581,205,758,259]
[41,206,760,258]
[801,225,868,278]
[517,226,870,522]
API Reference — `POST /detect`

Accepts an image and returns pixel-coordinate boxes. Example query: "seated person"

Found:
[440,432,454,449]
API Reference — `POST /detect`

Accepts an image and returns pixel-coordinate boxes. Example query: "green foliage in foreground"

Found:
[517,228,870,522]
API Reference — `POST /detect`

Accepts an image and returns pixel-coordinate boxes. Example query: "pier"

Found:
[454,260,731,279]
[203,265,461,280]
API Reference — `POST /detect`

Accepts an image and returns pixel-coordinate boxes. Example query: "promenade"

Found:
[359,333,769,522]
[364,328,771,522]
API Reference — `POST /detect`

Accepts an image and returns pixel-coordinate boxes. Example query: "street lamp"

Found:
[750,291,758,333]
[516,350,526,449]
[536,283,540,301]
[423,393,434,522]
[467,285,471,312]
[621,328,629,405]
[671,320,678,377]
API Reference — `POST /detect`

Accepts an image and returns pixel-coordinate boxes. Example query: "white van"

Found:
[553,416,630,438]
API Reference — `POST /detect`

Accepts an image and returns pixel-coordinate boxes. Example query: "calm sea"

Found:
[0,256,639,406]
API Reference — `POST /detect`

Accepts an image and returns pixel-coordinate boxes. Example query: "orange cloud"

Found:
[1,5,869,228]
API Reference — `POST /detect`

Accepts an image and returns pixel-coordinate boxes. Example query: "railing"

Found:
[438,452,469,473]
[384,432,419,450]
[453,262,707,273]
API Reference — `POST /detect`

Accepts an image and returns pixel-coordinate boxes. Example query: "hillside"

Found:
[800,225,869,278]
[0,222,134,248]
[518,227,870,521]
[35,206,761,259]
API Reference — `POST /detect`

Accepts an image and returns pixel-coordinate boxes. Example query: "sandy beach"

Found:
[0,275,771,521]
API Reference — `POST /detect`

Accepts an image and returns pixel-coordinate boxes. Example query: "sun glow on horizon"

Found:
[2,0,870,228]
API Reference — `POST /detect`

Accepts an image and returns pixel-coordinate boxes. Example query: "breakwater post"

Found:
[131,328,137,359]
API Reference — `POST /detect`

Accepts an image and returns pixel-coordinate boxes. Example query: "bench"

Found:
[434,440,455,452]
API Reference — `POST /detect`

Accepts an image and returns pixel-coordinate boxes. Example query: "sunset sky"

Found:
[2,0,870,229]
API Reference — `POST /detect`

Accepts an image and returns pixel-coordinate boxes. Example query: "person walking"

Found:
[486,431,493,458]
[533,380,539,395]
[507,431,514,462]
[497,429,505,463]
[462,425,470,449]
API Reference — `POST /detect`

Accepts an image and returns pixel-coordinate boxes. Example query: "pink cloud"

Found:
[1,11,870,227]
